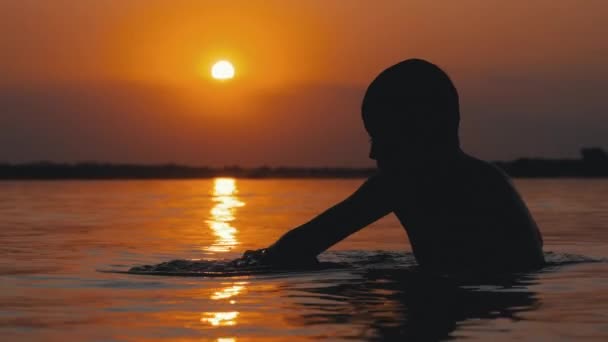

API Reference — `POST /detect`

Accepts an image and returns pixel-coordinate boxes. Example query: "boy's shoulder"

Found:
[458,154,514,189]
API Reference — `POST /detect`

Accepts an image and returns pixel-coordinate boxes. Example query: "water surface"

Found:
[1,178,608,341]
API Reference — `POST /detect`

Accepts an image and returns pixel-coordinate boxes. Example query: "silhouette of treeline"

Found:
[1,148,607,180]
[494,147,608,178]
[0,163,376,180]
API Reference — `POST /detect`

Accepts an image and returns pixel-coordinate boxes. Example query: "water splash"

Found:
[121,251,602,277]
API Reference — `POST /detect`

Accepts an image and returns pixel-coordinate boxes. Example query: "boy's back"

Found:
[387,152,545,272]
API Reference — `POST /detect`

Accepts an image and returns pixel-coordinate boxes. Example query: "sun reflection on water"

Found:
[201,311,239,326]
[205,178,244,253]
[202,281,249,332]
[201,179,248,335]
[211,282,247,300]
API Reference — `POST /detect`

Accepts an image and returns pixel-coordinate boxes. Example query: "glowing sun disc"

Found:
[211,60,235,80]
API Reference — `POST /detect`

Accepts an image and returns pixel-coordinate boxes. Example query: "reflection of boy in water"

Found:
[241,59,545,272]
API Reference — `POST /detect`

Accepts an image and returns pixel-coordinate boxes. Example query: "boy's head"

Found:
[362,59,460,170]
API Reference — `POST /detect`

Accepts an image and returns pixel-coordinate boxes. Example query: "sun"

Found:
[211,60,235,80]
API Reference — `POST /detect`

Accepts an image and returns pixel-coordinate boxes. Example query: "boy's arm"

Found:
[262,173,394,264]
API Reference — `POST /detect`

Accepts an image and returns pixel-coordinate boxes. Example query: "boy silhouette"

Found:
[238,59,545,273]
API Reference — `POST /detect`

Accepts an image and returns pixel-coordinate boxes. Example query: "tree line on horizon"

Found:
[1,148,607,180]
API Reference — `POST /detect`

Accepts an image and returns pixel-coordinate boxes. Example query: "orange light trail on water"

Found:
[205,178,245,253]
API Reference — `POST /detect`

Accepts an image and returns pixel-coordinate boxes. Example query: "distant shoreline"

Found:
[1,148,607,180]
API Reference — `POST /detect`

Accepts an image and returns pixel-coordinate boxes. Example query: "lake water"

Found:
[1,178,608,341]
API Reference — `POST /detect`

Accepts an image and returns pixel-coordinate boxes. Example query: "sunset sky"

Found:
[1,0,607,166]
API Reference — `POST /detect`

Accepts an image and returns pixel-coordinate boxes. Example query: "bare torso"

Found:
[390,154,544,271]
[266,152,545,272]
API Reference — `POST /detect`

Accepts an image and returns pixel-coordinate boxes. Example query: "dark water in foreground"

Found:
[1,179,608,341]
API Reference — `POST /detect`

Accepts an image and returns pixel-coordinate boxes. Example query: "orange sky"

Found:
[1,1,607,166]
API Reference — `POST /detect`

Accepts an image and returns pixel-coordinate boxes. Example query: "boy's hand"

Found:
[231,248,319,268]
[231,248,271,268]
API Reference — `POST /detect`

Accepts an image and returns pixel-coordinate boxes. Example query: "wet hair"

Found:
[362,59,460,148]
